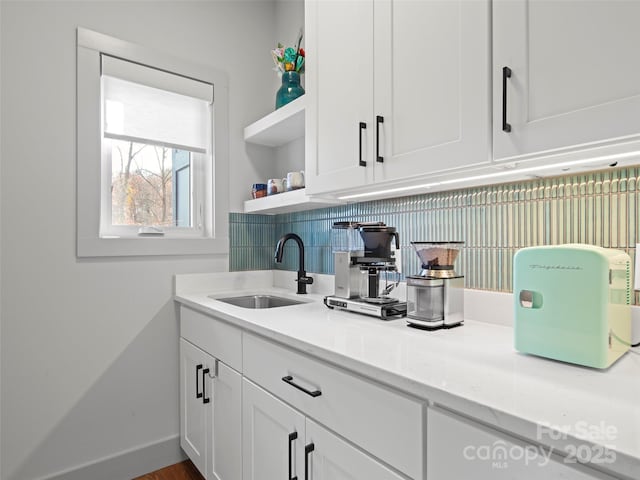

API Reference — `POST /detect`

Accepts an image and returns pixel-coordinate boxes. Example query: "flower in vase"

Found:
[271,32,305,75]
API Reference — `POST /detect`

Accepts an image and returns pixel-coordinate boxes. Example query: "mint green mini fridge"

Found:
[514,244,631,369]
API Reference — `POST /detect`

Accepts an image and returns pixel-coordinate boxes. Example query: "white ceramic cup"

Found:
[285,171,305,191]
[267,178,285,195]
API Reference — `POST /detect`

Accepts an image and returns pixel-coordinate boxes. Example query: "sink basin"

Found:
[211,294,306,309]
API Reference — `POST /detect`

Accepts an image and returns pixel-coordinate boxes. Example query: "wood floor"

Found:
[132,460,204,480]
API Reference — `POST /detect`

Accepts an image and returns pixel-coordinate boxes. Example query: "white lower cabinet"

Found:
[179,337,241,480]
[243,378,404,480]
[179,306,623,480]
[206,361,242,480]
[180,338,209,475]
[306,419,405,480]
[427,407,615,480]
[242,333,424,479]
[242,378,305,480]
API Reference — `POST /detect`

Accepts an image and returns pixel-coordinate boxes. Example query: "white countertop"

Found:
[174,271,640,479]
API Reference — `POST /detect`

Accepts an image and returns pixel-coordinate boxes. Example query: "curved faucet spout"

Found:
[274,233,305,269]
[274,233,313,294]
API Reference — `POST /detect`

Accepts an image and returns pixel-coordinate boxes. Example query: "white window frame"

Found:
[77,27,229,257]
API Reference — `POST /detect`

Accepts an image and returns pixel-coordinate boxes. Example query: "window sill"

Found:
[77,236,229,257]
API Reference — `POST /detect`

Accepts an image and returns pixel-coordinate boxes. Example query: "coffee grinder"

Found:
[406,241,464,329]
[324,222,407,319]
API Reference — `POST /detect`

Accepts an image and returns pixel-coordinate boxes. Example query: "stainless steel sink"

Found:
[211,294,306,309]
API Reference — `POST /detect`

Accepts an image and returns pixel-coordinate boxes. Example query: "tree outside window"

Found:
[110,139,191,227]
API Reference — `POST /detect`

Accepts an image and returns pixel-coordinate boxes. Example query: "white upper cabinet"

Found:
[305,0,640,199]
[374,0,490,181]
[305,0,374,194]
[493,0,640,162]
[305,0,490,195]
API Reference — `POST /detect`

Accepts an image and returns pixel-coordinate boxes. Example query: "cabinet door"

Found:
[374,0,490,181]
[493,0,640,161]
[305,0,374,194]
[242,379,306,480]
[427,407,615,480]
[243,333,424,479]
[179,338,210,477]
[306,419,405,480]
[206,362,242,480]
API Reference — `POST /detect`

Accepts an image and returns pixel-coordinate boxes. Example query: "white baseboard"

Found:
[39,435,185,480]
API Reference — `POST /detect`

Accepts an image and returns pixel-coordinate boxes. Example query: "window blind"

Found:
[101,55,213,153]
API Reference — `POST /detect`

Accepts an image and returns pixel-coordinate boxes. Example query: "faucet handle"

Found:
[299,275,314,285]
[296,273,313,294]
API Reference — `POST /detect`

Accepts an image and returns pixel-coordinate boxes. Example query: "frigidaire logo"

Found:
[529,264,583,271]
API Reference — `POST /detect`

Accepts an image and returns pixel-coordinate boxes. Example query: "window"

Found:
[77,28,229,257]
[107,139,194,229]
[100,55,212,238]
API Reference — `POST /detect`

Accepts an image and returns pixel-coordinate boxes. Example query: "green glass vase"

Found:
[275,71,304,109]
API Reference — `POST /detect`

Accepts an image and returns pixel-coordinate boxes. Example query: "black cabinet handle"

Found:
[502,66,512,132]
[282,376,322,398]
[196,364,203,399]
[202,368,210,404]
[358,122,367,167]
[304,443,314,480]
[376,115,384,163]
[288,432,298,480]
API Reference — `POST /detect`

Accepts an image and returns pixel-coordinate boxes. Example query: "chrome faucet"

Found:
[274,233,314,294]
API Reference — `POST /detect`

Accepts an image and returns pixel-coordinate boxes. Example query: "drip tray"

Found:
[361,296,399,305]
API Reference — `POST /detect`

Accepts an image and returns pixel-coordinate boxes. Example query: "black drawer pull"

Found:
[288,432,298,480]
[358,122,367,167]
[305,443,314,480]
[376,115,384,163]
[502,66,512,132]
[282,375,322,398]
[202,368,210,404]
[196,364,203,399]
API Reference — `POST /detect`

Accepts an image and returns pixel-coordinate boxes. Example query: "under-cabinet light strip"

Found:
[337,151,640,200]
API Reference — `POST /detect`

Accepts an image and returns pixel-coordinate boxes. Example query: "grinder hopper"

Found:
[411,241,464,278]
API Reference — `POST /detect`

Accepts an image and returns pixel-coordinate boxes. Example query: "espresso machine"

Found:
[324,222,407,319]
[406,241,464,329]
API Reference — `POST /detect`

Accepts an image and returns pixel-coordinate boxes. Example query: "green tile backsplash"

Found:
[229,166,638,301]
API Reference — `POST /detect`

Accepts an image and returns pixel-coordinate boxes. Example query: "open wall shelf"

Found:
[244,96,306,147]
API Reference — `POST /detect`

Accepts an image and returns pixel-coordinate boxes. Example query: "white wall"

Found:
[242,0,305,196]
[275,0,305,81]
[274,1,306,181]
[0,1,275,479]
[0,2,3,477]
